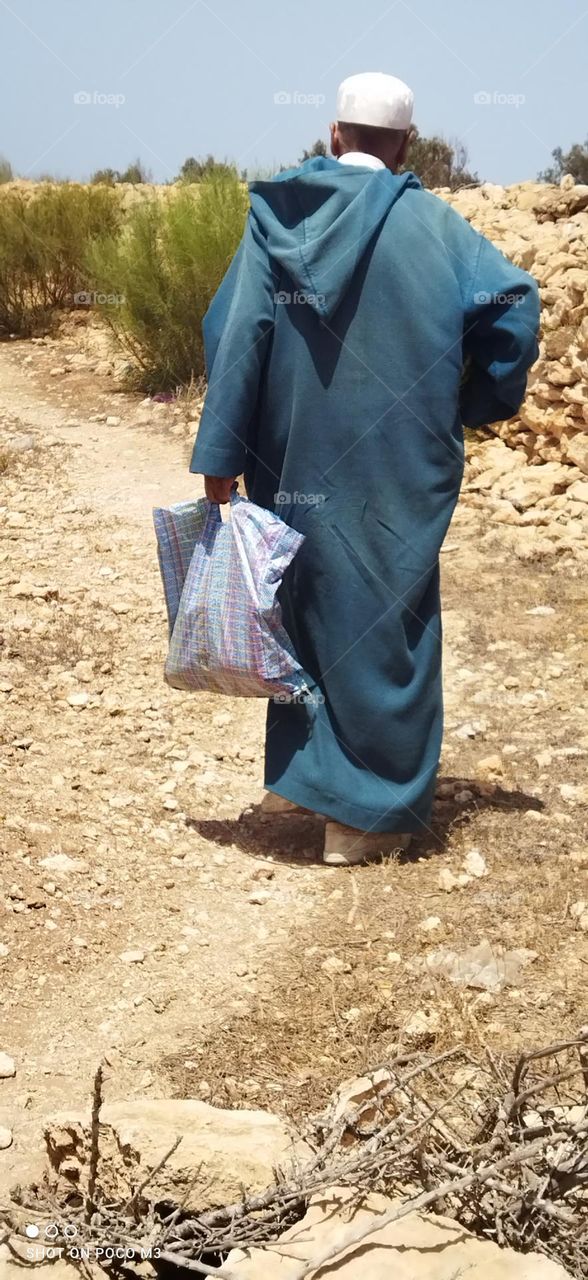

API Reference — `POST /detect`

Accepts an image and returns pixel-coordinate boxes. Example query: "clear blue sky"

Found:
[1,0,586,184]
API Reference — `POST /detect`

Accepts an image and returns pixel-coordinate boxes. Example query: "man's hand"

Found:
[204,476,238,504]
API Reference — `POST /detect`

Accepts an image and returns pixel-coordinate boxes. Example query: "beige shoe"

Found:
[259,791,310,816]
[323,822,412,866]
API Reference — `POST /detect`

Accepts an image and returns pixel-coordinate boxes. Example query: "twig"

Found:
[86,1063,104,1220]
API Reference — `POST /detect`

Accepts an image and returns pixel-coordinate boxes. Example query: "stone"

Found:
[477,754,504,777]
[0,1052,16,1079]
[463,849,488,878]
[421,940,538,991]
[0,1126,13,1149]
[497,463,570,509]
[67,691,89,708]
[454,719,486,739]
[228,1186,570,1277]
[45,1099,308,1212]
[404,1008,441,1040]
[332,1070,392,1131]
[419,916,442,933]
[321,955,348,975]
[39,853,87,874]
[565,432,588,474]
[120,949,145,964]
[438,868,459,892]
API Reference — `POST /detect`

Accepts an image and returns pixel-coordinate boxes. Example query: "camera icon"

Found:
[473,291,491,305]
[73,90,92,105]
[274,91,291,105]
[274,291,290,305]
[473,90,492,105]
[73,290,93,305]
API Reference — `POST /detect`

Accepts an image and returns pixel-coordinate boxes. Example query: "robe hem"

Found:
[262,777,433,835]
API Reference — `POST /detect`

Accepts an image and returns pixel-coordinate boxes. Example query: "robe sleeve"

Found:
[190,213,277,476]
[458,229,540,429]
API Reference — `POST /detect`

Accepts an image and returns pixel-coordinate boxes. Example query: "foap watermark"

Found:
[274,490,325,506]
[474,90,525,109]
[274,90,325,108]
[74,90,125,108]
[273,689,326,706]
[74,290,126,306]
[275,289,325,308]
[473,290,526,307]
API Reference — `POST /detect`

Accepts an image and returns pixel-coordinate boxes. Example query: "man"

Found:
[190,72,540,866]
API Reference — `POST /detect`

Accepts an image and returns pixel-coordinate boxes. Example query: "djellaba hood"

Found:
[248,156,422,321]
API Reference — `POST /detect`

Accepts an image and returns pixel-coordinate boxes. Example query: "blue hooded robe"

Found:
[190,158,539,833]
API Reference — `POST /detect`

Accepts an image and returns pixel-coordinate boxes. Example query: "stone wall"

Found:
[444,178,588,474]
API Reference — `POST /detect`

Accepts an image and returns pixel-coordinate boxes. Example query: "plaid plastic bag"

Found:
[153,494,310,698]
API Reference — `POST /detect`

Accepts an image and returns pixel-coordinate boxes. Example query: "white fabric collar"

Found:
[338,151,386,170]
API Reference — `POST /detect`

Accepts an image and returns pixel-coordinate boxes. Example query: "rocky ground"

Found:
[0,318,587,1210]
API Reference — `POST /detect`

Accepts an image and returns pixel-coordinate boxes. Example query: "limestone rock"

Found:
[0,1052,16,1079]
[228,1186,570,1277]
[44,1098,308,1211]
[564,432,588,474]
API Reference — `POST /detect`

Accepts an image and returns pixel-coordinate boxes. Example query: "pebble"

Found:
[120,949,145,964]
[320,955,348,974]
[0,1126,13,1149]
[0,1053,16,1079]
[248,889,272,906]
[477,754,504,776]
[404,1008,440,1039]
[106,416,121,426]
[39,853,87,874]
[454,718,486,739]
[420,916,442,933]
[67,691,90,709]
[438,868,459,893]
[462,849,488,878]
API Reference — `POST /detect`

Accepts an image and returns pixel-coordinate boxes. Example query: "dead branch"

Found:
[2,1029,587,1279]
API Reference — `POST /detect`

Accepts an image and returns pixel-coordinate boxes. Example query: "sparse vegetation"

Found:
[0,155,13,184]
[90,158,151,185]
[404,130,479,189]
[0,184,122,336]
[298,139,328,163]
[539,136,588,184]
[86,171,248,390]
[177,154,238,182]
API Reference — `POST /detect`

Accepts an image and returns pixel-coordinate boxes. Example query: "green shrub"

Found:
[0,156,13,184]
[539,137,588,184]
[87,172,248,390]
[0,183,122,336]
[177,154,237,183]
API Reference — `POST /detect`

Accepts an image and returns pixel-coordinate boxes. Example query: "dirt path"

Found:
[1,330,587,1193]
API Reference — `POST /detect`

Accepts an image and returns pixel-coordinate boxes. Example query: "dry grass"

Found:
[162,784,587,1123]
[6,606,116,676]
